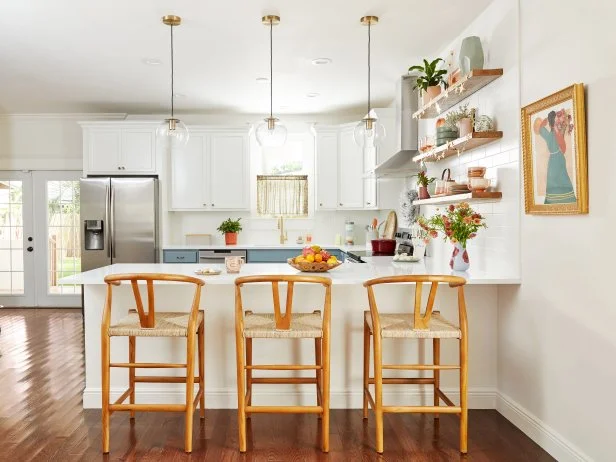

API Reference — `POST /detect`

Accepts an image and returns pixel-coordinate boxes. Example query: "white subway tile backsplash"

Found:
[492,151,511,166]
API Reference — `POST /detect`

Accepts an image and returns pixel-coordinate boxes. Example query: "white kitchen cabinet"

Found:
[209,132,249,210]
[315,125,379,210]
[82,123,157,175]
[169,129,249,211]
[315,131,339,210]
[338,127,364,209]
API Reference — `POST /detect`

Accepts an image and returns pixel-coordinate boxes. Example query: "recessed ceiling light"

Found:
[312,58,332,65]
[306,93,320,98]
[143,58,162,66]
[256,77,270,84]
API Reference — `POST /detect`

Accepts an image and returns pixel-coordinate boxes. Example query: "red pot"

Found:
[371,239,396,256]
[225,232,238,245]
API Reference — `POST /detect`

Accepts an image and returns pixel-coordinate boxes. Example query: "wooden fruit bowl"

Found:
[287,258,342,273]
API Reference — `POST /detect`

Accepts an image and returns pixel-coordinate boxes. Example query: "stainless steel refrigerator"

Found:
[80,177,159,272]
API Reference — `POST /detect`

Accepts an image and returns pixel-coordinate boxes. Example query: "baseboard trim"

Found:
[496,392,590,462]
[83,386,497,410]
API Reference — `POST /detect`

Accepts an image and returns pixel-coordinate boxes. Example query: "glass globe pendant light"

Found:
[354,16,386,148]
[255,15,287,147]
[156,15,189,148]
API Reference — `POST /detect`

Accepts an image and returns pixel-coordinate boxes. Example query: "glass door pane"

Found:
[0,172,34,306]
[34,171,82,307]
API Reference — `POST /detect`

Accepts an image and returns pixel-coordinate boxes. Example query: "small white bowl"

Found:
[468,177,491,192]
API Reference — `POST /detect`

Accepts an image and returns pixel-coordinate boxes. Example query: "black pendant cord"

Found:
[269,20,273,120]
[367,21,371,117]
[170,24,175,119]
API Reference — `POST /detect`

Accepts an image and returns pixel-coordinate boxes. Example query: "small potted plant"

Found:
[415,170,435,200]
[418,202,487,271]
[217,218,242,245]
[408,58,448,104]
[444,103,475,137]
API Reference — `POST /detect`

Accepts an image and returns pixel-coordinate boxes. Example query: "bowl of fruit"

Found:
[288,245,342,272]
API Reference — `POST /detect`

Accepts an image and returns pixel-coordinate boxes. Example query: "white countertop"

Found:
[163,244,368,251]
[61,257,520,286]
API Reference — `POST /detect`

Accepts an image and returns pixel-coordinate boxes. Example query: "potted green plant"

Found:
[408,58,448,104]
[444,103,475,137]
[217,218,242,245]
[415,170,435,200]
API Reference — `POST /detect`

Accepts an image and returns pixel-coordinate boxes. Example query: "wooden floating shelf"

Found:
[412,191,502,206]
[412,131,503,163]
[412,69,504,119]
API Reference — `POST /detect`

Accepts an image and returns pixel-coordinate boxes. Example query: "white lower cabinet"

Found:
[315,125,378,210]
[170,129,249,211]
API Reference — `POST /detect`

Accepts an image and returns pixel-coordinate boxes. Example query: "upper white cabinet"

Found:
[81,123,157,175]
[170,128,249,211]
[315,124,378,210]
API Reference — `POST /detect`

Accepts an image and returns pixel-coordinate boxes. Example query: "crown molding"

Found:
[0,113,127,120]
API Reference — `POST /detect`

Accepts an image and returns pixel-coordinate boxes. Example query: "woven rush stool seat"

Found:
[364,311,461,339]
[243,310,322,338]
[109,311,204,337]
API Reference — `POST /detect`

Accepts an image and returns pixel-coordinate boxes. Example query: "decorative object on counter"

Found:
[195,267,221,276]
[225,256,245,273]
[381,210,398,239]
[399,187,420,226]
[365,226,378,249]
[217,217,243,245]
[410,220,430,259]
[296,236,304,245]
[334,233,342,245]
[305,232,313,244]
[256,15,287,147]
[418,202,487,271]
[157,15,189,148]
[444,103,475,137]
[459,36,484,76]
[289,245,341,272]
[392,253,420,262]
[468,177,491,192]
[434,168,456,196]
[408,58,448,104]
[345,219,355,245]
[371,239,396,256]
[521,83,588,215]
[474,115,495,132]
[354,16,386,148]
[415,170,435,200]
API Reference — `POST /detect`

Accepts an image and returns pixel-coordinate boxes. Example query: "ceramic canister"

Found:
[459,36,484,75]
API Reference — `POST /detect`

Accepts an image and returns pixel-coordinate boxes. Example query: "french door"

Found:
[0,170,81,307]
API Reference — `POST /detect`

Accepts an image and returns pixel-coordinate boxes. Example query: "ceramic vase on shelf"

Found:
[418,186,430,200]
[426,85,442,101]
[450,242,470,271]
[457,118,473,137]
[459,36,484,75]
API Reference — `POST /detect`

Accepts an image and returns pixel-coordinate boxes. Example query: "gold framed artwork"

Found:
[521,83,588,214]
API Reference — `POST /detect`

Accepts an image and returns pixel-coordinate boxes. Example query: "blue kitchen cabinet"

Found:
[247,248,342,263]
[163,250,198,263]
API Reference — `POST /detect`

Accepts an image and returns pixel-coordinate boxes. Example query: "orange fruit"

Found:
[314,253,323,263]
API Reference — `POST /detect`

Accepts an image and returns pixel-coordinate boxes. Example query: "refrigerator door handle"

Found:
[105,184,111,258]
[110,185,116,259]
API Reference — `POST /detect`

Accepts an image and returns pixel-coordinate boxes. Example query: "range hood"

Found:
[373,75,421,178]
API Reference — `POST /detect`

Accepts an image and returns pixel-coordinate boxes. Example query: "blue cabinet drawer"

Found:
[163,250,198,263]
[247,248,342,263]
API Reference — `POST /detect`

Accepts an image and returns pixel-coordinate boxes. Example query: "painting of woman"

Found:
[521,84,588,214]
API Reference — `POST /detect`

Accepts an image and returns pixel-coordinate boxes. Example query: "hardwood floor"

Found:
[0,309,555,461]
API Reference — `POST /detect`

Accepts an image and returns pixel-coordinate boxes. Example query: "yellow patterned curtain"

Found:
[257,175,308,216]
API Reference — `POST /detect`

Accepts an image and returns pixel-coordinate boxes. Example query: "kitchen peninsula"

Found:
[63,257,519,409]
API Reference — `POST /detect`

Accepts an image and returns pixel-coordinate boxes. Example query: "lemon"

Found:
[327,258,336,266]
[306,254,315,263]
[294,256,305,264]
[311,245,321,253]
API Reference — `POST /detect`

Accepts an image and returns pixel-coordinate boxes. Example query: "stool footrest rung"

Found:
[245,365,321,370]
[109,404,186,412]
[368,377,435,385]
[245,405,323,414]
[134,376,199,383]
[382,364,460,370]
[382,405,461,414]
[110,362,186,369]
[251,377,317,384]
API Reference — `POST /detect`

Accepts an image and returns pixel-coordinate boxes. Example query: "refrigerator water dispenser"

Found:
[84,220,104,250]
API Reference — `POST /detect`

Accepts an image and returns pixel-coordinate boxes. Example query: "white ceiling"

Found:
[0,0,492,115]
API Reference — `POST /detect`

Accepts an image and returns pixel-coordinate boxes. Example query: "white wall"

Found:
[418,0,521,279]
[497,1,615,461]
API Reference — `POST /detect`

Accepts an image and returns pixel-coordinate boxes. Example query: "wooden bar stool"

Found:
[362,275,468,454]
[101,273,206,454]
[234,275,332,453]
